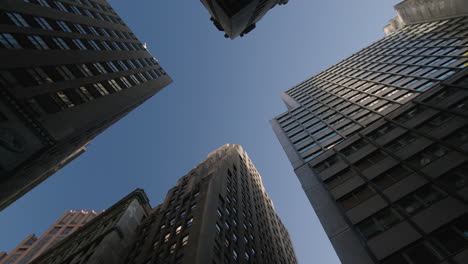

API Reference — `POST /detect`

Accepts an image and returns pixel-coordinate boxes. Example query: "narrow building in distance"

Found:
[32,145,297,264]
[271,0,468,263]
[200,0,289,39]
[0,0,172,210]
[0,210,99,264]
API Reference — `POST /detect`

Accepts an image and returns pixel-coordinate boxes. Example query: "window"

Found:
[119,76,132,88]
[342,139,368,156]
[384,133,417,152]
[444,126,468,145]
[357,207,402,239]
[435,163,468,192]
[175,225,182,235]
[164,233,171,243]
[354,151,387,170]
[324,169,355,189]
[53,37,70,50]
[93,83,109,96]
[70,5,82,15]
[37,0,51,7]
[450,97,468,112]
[415,81,434,91]
[338,185,376,211]
[72,39,87,50]
[61,227,73,235]
[186,217,193,227]
[107,80,122,92]
[303,150,323,162]
[0,33,22,49]
[78,64,93,77]
[418,113,453,132]
[313,155,339,173]
[28,35,49,49]
[7,12,30,27]
[432,214,468,255]
[372,165,412,190]
[93,62,107,74]
[56,66,75,80]
[368,123,396,141]
[74,24,87,34]
[88,40,100,50]
[407,144,448,169]
[395,106,424,123]
[169,243,176,254]
[49,227,61,235]
[402,241,442,264]
[27,67,53,84]
[56,21,72,32]
[182,235,189,246]
[54,1,69,12]
[55,91,74,108]
[396,185,446,215]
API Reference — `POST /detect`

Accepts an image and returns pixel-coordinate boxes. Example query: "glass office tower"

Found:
[271,0,468,263]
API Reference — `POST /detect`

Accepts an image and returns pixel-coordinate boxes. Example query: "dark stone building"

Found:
[0,0,172,210]
[31,189,152,264]
[200,0,289,39]
[31,145,297,264]
[271,0,468,263]
[126,144,297,264]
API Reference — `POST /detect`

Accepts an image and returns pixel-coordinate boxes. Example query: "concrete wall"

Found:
[89,199,148,264]
[295,164,375,264]
[395,0,468,24]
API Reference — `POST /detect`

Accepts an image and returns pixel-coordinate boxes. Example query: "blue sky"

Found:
[0,0,401,262]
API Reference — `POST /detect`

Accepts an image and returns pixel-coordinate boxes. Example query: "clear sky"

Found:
[0,0,402,263]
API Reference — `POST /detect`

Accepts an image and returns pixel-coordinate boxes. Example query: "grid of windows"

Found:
[124,146,297,264]
[0,2,168,118]
[275,17,467,163]
[272,14,468,264]
[299,75,468,263]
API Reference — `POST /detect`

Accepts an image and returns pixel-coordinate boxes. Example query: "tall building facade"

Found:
[31,190,152,264]
[200,0,289,39]
[271,1,468,263]
[32,145,297,264]
[126,144,297,264]
[0,0,172,210]
[1,210,99,264]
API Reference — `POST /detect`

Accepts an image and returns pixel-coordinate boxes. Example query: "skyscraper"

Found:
[200,0,289,39]
[0,0,172,210]
[271,1,468,263]
[0,210,99,264]
[32,145,297,264]
[126,144,297,264]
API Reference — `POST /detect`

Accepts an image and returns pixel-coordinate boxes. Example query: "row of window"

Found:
[0,57,161,88]
[382,213,468,264]
[23,0,124,25]
[0,32,144,51]
[311,87,468,174]
[1,10,137,41]
[26,68,162,114]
